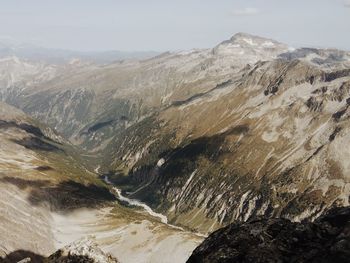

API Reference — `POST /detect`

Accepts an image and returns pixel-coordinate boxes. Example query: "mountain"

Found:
[94,34,350,233]
[0,33,291,154]
[1,32,350,262]
[107,52,350,233]
[213,32,290,65]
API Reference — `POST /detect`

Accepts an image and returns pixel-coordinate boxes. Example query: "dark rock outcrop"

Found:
[0,250,45,263]
[187,207,350,263]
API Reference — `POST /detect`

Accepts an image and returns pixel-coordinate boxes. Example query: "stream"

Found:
[104,175,168,224]
[103,175,207,238]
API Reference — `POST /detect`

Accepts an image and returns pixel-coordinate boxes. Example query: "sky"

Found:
[0,0,349,52]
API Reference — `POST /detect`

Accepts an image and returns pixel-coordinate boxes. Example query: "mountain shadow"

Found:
[0,177,116,212]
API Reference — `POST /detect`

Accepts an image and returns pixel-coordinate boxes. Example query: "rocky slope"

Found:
[187,206,350,263]
[0,101,114,258]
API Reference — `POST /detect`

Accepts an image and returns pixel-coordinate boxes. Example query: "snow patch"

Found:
[157,158,165,167]
[262,41,275,48]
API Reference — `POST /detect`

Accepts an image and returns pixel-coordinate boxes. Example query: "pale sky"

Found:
[0,0,349,51]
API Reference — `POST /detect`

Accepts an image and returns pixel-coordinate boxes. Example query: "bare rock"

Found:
[47,237,119,263]
[187,207,350,263]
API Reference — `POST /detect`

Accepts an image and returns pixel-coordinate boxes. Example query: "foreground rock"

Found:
[187,207,350,263]
[47,237,119,263]
[0,237,119,263]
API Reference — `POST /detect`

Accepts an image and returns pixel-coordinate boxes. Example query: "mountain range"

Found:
[0,39,159,64]
[0,32,349,262]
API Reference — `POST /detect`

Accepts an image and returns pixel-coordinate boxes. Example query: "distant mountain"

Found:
[213,32,291,64]
[0,40,160,64]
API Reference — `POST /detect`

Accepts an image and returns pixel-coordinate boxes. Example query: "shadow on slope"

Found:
[10,137,62,152]
[0,119,63,152]
[0,177,116,212]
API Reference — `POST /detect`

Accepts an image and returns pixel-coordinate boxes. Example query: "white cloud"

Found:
[344,0,350,7]
[231,7,260,16]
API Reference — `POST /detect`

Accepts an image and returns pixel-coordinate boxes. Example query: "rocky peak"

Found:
[230,32,282,47]
[212,32,290,65]
[47,237,119,263]
[220,32,288,50]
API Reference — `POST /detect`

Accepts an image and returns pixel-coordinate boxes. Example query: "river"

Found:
[104,176,168,223]
[103,175,207,238]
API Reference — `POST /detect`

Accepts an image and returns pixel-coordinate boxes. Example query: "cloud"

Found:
[345,0,350,7]
[231,7,260,16]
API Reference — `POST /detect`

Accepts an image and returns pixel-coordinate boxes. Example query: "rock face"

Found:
[187,207,350,263]
[47,237,119,263]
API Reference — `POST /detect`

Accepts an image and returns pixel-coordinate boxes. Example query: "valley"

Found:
[0,102,202,263]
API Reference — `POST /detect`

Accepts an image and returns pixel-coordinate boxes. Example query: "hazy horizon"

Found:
[0,0,349,52]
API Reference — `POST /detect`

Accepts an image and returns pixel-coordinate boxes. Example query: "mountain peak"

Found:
[229,32,285,47]
[231,32,258,39]
[212,32,290,64]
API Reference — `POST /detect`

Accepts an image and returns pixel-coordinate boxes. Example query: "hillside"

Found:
[0,102,201,263]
